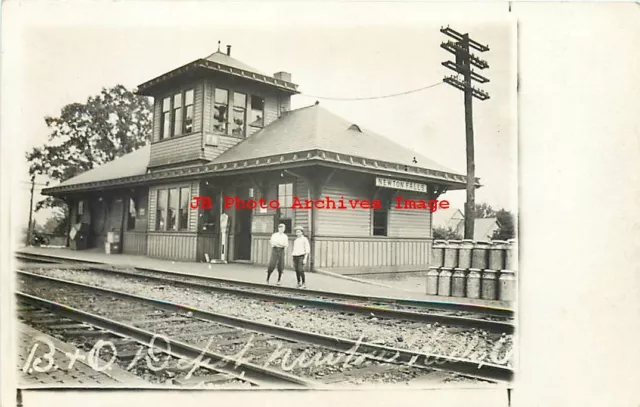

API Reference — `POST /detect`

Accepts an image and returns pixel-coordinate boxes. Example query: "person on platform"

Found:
[292,226,311,288]
[266,223,289,285]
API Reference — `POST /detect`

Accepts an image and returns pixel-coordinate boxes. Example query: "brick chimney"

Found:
[226,45,231,56]
[274,71,292,83]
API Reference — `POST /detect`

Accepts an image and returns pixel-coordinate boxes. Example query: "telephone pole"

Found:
[440,26,490,239]
[27,176,35,245]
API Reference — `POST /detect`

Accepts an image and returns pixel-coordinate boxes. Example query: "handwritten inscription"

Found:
[22,329,512,383]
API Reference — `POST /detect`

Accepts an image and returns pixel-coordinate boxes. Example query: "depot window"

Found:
[156,186,190,231]
[372,191,393,237]
[213,88,229,133]
[160,88,195,140]
[277,183,294,233]
[232,92,247,137]
[249,95,265,128]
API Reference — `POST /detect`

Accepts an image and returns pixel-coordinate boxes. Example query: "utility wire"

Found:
[20,182,48,186]
[300,81,444,101]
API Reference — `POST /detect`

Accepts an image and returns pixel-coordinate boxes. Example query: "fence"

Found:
[427,239,517,302]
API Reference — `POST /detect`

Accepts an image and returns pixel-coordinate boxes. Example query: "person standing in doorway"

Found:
[266,223,288,285]
[292,225,310,288]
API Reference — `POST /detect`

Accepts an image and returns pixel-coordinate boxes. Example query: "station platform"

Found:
[16,245,511,308]
[17,322,148,388]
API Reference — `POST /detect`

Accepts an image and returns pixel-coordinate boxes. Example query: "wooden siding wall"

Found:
[148,188,157,231]
[314,237,431,269]
[152,97,162,143]
[149,132,203,168]
[196,234,220,262]
[316,176,372,237]
[202,134,241,161]
[201,78,290,161]
[388,191,432,238]
[147,233,197,261]
[294,178,310,232]
[123,231,147,255]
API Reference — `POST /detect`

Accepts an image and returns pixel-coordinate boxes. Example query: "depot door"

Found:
[234,187,252,261]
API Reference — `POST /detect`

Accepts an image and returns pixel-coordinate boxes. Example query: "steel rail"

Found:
[18,270,513,383]
[80,264,513,334]
[16,291,315,388]
[15,251,514,318]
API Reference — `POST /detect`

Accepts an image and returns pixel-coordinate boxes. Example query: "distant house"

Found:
[433,207,500,241]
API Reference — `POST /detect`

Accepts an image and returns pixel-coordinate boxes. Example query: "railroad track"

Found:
[15,251,514,334]
[17,293,299,388]
[17,270,513,384]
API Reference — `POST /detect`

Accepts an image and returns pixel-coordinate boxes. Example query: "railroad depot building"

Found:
[42,47,479,273]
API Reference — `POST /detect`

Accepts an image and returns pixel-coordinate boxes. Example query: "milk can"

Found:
[451,268,467,297]
[466,268,482,299]
[437,268,453,297]
[481,269,498,300]
[444,240,460,269]
[471,241,490,270]
[457,239,474,269]
[426,266,440,295]
[499,269,516,301]
[506,239,518,271]
[489,240,507,271]
[431,240,446,268]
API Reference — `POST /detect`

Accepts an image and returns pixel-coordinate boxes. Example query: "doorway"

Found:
[234,187,253,261]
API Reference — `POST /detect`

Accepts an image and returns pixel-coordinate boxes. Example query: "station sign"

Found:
[375,177,427,193]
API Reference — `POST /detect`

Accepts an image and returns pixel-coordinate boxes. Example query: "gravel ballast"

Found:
[19,268,514,368]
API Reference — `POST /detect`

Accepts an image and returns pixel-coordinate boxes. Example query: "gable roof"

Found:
[449,216,500,241]
[432,207,465,229]
[137,51,298,96]
[43,106,477,195]
[52,145,150,189]
[204,51,268,76]
[473,217,500,241]
[213,104,456,174]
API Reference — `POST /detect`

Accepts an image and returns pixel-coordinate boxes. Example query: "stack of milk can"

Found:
[427,239,516,302]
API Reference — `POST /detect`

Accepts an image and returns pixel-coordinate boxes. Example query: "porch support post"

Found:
[65,197,73,248]
[119,194,127,254]
[309,180,319,273]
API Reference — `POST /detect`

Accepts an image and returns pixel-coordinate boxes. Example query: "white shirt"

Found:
[270,232,289,248]
[291,236,310,256]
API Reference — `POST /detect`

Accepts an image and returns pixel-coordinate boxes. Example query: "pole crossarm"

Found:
[440,27,490,52]
[441,61,490,83]
[443,76,490,100]
[440,42,490,69]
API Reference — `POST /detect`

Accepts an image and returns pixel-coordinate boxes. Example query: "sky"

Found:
[3,1,516,227]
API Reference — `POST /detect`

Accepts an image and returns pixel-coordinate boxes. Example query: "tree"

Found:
[474,202,496,219]
[492,209,516,241]
[472,202,516,240]
[42,206,68,236]
[433,227,463,240]
[26,84,152,212]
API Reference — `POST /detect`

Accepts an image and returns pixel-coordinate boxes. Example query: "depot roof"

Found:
[43,104,478,195]
[136,51,299,96]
